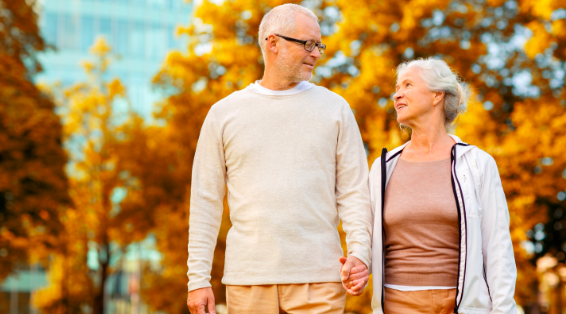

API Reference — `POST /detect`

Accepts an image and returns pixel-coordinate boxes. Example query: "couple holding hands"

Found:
[187,4,517,314]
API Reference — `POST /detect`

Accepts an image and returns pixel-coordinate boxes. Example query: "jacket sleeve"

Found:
[479,156,518,313]
[335,104,372,268]
[367,158,381,273]
[187,108,226,292]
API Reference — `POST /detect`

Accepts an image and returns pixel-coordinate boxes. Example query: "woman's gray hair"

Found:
[258,4,318,56]
[396,58,470,131]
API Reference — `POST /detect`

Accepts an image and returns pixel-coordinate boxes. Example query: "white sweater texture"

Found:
[187,85,372,291]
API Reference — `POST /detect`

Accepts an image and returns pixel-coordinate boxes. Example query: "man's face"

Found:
[274,14,322,82]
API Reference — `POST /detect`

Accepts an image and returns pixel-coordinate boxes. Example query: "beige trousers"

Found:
[384,287,456,314]
[226,283,346,314]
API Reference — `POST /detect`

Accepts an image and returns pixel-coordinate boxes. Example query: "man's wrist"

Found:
[347,252,369,268]
[188,281,212,292]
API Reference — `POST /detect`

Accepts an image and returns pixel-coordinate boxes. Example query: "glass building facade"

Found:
[37,0,193,117]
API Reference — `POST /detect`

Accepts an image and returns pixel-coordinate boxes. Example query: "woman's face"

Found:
[392,68,439,128]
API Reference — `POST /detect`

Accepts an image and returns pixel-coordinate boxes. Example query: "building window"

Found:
[130,21,145,58]
[43,12,58,46]
[81,15,95,52]
[148,0,165,9]
[99,17,112,47]
[61,14,78,50]
[168,25,177,50]
[116,20,128,56]
[131,0,146,6]
[148,23,166,59]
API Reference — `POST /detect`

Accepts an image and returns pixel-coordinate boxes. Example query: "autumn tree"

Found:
[0,0,69,280]
[34,38,151,314]
[323,0,565,310]
[145,0,565,312]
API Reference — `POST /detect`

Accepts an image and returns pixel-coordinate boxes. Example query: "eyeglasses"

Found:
[265,34,326,54]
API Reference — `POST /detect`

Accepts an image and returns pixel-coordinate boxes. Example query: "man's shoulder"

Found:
[210,88,256,111]
[311,85,349,104]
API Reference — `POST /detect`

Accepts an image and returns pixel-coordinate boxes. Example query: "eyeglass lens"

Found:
[305,40,325,53]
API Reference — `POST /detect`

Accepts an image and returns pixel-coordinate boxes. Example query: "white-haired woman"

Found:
[368,59,517,313]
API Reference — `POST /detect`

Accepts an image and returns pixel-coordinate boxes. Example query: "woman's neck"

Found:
[402,124,455,162]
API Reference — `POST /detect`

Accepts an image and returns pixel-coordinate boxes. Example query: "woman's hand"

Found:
[339,256,369,296]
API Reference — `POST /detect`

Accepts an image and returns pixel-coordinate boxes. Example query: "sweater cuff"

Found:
[348,248,371,269]
[188,279,212,292]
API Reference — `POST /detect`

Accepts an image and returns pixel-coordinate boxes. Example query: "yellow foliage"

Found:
[0,0,69,281]
[524,21,552,59]
[30,1,559,313]
[138,0,566,312]
[35,38,154,313]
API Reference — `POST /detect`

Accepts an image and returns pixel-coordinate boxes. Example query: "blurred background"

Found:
[0,0,565,313]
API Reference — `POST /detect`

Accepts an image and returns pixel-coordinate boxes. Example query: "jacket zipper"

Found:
[450,143,469,313]
[483,264,493,302]
[380,148,387,312]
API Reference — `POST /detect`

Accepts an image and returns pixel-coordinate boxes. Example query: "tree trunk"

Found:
[93,243,110,314]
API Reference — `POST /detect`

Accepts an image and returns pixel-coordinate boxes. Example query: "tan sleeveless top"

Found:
[383,158,459,286]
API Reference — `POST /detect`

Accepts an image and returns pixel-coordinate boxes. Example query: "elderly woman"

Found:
[368,59,517,314]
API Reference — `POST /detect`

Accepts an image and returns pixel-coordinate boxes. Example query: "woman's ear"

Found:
[432,91,445,107]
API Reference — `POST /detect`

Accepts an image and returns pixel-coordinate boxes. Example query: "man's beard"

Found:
[274,48,313,82]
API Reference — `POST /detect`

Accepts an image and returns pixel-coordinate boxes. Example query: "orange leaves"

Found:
[521,0,559,20]
[33,38,156,312]
[522,0,566,61]
[127,0,566,311]
[0,0,69,282]
[106,79,126,99]
[524,21,553,59]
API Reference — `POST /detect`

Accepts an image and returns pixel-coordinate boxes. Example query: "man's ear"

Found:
[433,91,445,107]
[265,35,278,54]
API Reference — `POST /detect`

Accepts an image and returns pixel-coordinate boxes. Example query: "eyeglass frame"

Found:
[265,34,326,54]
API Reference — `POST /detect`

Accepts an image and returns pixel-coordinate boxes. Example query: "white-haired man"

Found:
[187,4,372,314]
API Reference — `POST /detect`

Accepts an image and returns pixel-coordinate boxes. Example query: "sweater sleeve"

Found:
[480,156,518,313]
[335,104,373,268]
[187,108,226,292]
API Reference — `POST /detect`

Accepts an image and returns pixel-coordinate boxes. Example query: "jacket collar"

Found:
[386,134,475,162]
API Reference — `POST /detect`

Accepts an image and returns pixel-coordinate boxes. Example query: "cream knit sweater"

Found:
[187,85,372,291]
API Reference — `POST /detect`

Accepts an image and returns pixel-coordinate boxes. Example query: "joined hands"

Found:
[339,255,369,296]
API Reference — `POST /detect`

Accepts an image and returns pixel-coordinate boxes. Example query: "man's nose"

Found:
[310,47,321,60]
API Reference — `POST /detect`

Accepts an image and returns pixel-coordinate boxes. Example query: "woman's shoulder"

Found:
[460,144,502,181]
[463,144,496,165]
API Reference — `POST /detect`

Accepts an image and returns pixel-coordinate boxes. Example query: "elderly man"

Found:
[187,4,372,314]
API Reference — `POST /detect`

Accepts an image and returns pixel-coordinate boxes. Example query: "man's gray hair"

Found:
[258,4,318,55]
[396,58,470,131]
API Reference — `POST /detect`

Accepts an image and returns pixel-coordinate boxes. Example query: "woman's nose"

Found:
[393,91,402,100]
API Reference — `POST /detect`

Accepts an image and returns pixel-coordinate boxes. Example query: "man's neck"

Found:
[259,72,301,91]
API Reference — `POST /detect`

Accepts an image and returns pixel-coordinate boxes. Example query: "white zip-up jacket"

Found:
[369,135,517,314]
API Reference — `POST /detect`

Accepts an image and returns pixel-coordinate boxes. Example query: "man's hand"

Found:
[187,287,216,314]
[339,256,369,296]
